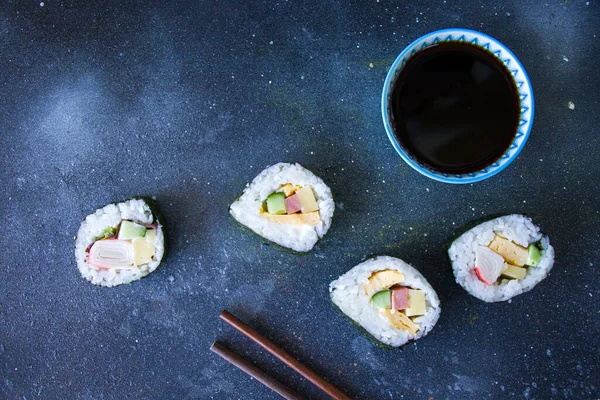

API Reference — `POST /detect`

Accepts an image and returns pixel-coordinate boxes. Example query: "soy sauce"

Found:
[390,42,520,174]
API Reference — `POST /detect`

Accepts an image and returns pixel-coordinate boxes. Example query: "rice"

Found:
[448,214,554,302]
[74,198,165,287]
[329,256,441,347]
[229,163,334,252]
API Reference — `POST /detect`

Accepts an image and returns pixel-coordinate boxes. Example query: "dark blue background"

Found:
[1,1,599,399]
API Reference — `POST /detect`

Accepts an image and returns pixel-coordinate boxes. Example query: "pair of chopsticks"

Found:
[211,310,351,400]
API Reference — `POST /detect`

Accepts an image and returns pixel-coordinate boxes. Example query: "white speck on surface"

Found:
[269,40,273,45]
[568,102,575,110]
[167,275,175,283]
[351,337,385,370]
[506,12,511,16]
[562,55,569,62]
[39,2,44,6]
[547,349,552,356]
[452,374,480,393]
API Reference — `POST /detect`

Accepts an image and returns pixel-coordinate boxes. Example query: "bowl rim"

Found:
[381,28,535,184]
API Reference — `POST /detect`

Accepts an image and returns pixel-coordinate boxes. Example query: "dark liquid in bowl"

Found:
[390,41,520,174]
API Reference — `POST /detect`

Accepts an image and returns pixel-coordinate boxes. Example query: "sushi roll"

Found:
[75,198,165,287]
[229,163,334,253]
[448,214,554,302]
[329,256,440,347]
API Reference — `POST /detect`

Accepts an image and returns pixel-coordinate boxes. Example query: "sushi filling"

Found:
[260,183,320,226]
[364,270,427,336]
[86,220,158,270]
[475,235,543,285]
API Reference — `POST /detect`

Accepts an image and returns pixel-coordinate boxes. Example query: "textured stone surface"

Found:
[1,1,599,399]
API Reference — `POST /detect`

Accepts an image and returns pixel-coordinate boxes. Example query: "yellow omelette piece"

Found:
[261,211,320,226]
[380,309,419,336]
[280,183,301,197]
[362,270,405,297]
[488,235,528,267]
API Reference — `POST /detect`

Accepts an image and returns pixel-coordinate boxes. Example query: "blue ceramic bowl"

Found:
[381,28,534,184]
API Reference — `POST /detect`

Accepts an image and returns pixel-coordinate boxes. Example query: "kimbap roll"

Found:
[448,214,554,302]
[329,256,440,347]
[229,163,334,252]
[75,198,165,287]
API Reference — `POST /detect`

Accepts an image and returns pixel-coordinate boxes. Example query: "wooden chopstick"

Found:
[219,310,352,400]
[210,342,304,400]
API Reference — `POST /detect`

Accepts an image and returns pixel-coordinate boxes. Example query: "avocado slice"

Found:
[118,220,147,240]
[371,290,392,309]
[526,244,542,266]
[99,226,117,240]
[266,192,286,215]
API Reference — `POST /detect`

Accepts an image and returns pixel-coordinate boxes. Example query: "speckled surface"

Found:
[1,1,599,399]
